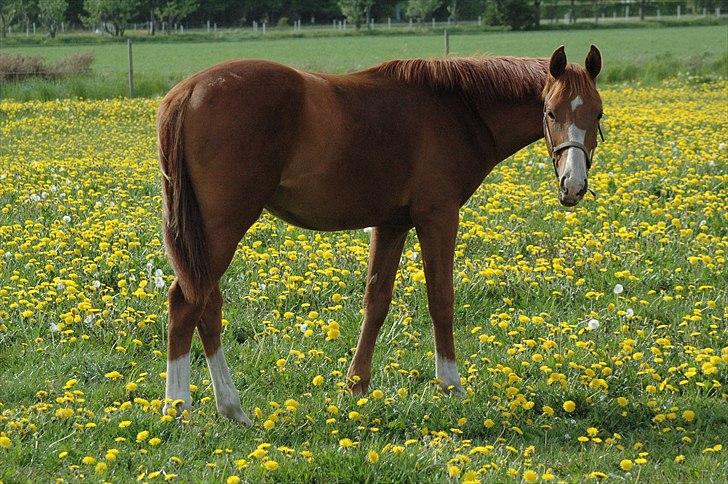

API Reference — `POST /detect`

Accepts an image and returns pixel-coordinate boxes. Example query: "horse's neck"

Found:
[479,96,545,164]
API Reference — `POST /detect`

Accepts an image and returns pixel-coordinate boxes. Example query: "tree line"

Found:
[0,0,723,37]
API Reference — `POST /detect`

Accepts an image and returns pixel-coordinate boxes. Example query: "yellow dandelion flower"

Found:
[367,450,379,463]
[523,469,539,483]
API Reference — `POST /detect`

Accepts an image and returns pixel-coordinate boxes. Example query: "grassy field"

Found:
[0,77,726,481]
[1,25,726,99]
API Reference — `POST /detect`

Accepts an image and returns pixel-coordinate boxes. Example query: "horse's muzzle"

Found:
[559,174,588,206]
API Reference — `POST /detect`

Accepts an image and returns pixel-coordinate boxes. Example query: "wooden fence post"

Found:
[127,39,134,98]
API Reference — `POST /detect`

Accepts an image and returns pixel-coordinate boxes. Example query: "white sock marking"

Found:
[436,354,464,393]
[206,347,251,425]
[165,353,191,411]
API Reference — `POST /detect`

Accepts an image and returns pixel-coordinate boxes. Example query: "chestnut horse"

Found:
[158,45,604,423]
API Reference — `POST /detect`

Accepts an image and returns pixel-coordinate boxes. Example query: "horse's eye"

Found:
[597,112,604,120]
[547,111,556,120]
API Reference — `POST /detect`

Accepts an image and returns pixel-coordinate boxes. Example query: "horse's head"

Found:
[542,45,603,207]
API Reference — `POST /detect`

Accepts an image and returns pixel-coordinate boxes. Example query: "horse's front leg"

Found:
[347,226,409,395]
[414,207,465,395]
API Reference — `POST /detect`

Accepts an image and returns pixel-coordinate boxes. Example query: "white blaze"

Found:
[562,123,588,195]
[570,95,584,111]
[206,347,251,425]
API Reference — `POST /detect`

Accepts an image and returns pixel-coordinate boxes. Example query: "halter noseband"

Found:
[543,112,605,180]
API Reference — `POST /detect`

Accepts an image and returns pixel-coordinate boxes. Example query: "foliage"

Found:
[154,0,197,30]
[38,0,67,37]
[83,0,139,35]
[447,0,458,21]
[0,0,22,37]
[337,0,372,28]
[406,0,441,21]
[485,0,535,30]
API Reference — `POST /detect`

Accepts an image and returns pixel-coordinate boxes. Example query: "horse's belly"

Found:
[265,174,411,231]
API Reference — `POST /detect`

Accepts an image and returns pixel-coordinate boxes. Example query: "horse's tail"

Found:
[157,83,211,305]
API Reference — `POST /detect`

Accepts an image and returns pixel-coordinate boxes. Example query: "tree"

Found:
[0,0,21,38]
[337,0,371,28]
[639,0,649,20]
[155,0,197,31]
[447,0,458,22]
[39,0,67,37]
[144,0,161,35]
[485,0,534,30]
[591,0,604,23]
[569,0,576,23]
[533,0,540,28]
[83,0,139,36]
[406,0,441,22]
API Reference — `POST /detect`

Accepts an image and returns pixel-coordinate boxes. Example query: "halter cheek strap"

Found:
[543,113,603,180]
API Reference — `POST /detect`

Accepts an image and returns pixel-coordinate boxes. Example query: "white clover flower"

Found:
[30,194,41,202]
[613,284,624,295]
[62,215,71,223]
[154,276,166,289]
[154,269,164,277]
[300,323,308,333]
[49,323,60,333]
[587,319,600,330]
[92,280,101,289]
[625,308,634,318]
[259,283,267,290]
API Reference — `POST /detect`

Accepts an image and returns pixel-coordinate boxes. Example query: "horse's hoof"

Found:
[348,380,370,397]
[439,383,466,397]
[162,401,191,418]
[219,404,252,426]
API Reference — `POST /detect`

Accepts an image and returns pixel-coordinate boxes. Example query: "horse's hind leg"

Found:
[163,184,274,421]
[347,226,409,395]
[164,280,207,418]
[198,283,252,425]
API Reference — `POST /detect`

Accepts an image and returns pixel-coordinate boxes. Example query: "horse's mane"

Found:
[367,56,551,102]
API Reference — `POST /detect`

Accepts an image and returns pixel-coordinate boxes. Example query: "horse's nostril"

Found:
[559,176,567,190]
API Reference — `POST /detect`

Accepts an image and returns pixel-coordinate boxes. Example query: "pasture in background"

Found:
[1,24,726,99]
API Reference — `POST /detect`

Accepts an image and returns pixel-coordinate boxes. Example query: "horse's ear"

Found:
[549,46,567,79]
[585,44,602,79]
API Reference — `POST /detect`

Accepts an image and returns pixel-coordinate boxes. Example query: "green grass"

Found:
[0,79,726,481]
[1,25,726,100]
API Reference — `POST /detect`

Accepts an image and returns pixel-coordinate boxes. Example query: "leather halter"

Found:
[543,112,605,179]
